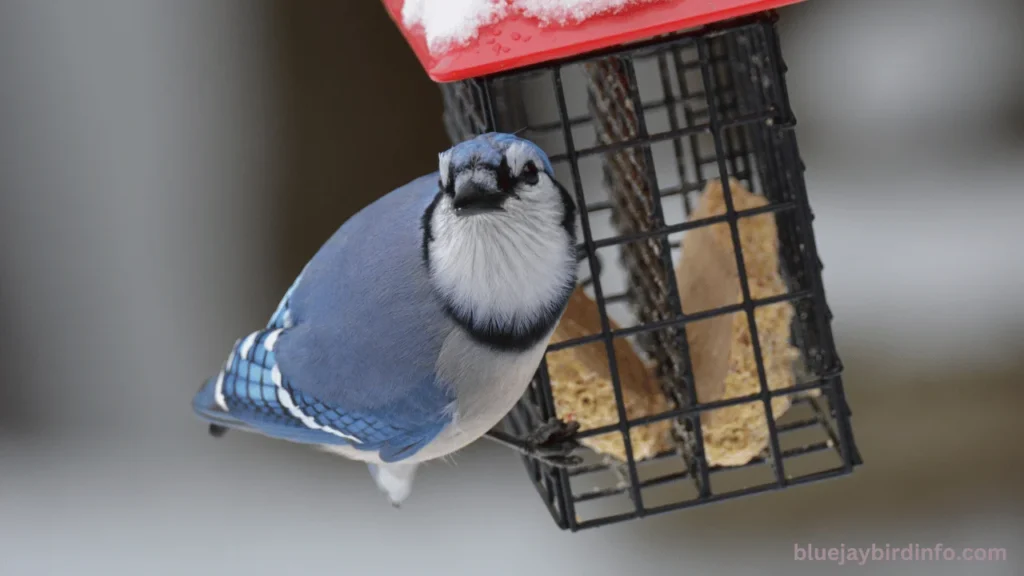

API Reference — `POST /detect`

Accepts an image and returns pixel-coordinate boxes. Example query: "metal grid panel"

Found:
[441,12,860,531]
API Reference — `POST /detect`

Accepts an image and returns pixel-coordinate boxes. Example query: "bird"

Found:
[192,132,580,506]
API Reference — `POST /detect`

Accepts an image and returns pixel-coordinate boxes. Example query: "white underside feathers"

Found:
[368,462,420,507]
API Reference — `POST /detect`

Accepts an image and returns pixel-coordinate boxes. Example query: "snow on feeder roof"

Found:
[382,0,806,82]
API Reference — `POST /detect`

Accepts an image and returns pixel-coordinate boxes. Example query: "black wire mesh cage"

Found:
[440,12,861,531]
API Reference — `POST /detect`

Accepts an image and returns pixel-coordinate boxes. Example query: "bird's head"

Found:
[422,133,578,350]
[437,132,568,220]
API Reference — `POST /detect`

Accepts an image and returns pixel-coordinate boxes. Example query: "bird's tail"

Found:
[367,462,419,507]
[191,373,253,435]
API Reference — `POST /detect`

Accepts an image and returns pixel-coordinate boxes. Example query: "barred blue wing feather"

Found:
[192,327,454,461]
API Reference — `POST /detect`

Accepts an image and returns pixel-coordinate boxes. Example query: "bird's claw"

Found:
[525,419,582,466]
[527,418,580,448]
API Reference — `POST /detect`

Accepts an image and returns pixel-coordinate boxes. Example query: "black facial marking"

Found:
[521,161,539,186]
[496,156,514,193]
[420,189,443,268]
[442,161,456,197]
[554,180,578,242]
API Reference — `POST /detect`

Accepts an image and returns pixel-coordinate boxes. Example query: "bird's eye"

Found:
[521,161,539,186]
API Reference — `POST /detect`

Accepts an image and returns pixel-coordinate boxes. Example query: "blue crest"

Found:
[448,132,555,175]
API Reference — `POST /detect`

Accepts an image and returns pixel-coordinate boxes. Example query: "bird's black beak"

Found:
[453,179,506,216]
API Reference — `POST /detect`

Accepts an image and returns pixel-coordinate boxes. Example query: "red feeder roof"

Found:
[382,0,804,83]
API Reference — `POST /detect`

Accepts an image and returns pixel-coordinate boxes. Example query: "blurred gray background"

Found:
[1,0,1022,574]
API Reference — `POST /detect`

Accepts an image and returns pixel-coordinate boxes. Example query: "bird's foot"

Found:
[484,419,583,467]
[527,418,579,450]
[525,418,582,467]
[208,424,228,438]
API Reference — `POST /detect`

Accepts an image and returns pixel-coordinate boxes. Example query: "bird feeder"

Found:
[383,0,861,530]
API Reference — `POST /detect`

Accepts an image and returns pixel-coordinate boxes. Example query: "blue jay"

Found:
[193,133,580,505]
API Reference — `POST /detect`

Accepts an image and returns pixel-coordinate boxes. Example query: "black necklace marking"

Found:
[421,189,443,268]
[554,179,577,244]
[439,280,575,353]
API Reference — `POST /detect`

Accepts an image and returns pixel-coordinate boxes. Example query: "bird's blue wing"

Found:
[194,174,457,462]
[193,325,453,461]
